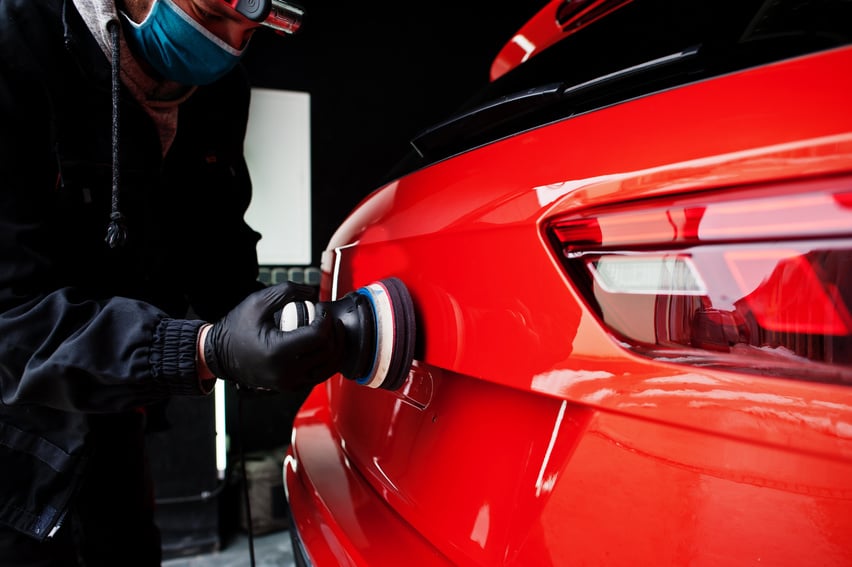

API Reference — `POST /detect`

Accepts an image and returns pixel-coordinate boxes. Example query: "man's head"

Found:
[121,0,259,51]
[118,0,302,85]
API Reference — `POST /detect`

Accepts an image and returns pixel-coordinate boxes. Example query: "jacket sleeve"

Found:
[0,291,209,412]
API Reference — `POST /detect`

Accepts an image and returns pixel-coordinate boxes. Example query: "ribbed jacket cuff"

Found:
[150,318,209,396]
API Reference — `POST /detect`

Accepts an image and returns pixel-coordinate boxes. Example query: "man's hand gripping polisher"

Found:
[281,277,417,390]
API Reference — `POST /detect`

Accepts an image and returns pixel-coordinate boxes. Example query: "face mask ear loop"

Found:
[105,19,128,249]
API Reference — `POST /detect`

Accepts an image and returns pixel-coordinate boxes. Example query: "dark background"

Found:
[242,1,547,266]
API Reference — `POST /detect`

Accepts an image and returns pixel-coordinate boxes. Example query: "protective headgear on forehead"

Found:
[224,0,303,34]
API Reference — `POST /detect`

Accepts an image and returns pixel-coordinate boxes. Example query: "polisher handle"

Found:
[280,300,316,331]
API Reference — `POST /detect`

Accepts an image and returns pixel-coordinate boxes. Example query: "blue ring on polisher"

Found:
[353,287,380,385]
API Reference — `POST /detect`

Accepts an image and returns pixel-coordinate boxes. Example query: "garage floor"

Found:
[162,530,296,567]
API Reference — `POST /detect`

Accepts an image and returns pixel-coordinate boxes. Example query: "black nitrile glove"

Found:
[204,283,344,391]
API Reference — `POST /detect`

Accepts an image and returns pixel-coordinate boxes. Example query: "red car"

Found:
[285,1,852,564]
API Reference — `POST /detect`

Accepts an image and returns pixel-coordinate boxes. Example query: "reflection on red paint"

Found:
[730,251,852,336]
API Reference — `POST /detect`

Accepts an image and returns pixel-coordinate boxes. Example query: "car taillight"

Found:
[546,175,852,385]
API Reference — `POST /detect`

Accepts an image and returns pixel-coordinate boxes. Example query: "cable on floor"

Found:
[236,385,257,567]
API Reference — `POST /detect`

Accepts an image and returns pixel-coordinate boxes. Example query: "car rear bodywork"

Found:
[285,1,852,564]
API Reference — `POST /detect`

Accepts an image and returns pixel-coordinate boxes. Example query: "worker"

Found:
[0,0,340,564]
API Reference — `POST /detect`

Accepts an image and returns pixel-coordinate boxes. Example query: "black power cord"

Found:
[235,385,257,567]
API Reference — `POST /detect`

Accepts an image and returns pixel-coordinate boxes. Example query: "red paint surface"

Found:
[286,46,852,565]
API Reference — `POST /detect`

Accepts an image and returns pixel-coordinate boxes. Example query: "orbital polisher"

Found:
[281,277,417,390]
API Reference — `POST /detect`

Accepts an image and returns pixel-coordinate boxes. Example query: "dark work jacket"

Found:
[0,0,265,539]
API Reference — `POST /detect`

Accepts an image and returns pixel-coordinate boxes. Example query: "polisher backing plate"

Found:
[355,277,417,390]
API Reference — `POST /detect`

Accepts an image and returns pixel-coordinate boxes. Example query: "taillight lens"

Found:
[546,176,852,385]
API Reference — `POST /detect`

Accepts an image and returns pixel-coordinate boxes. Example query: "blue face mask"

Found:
[121,0,245,85]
